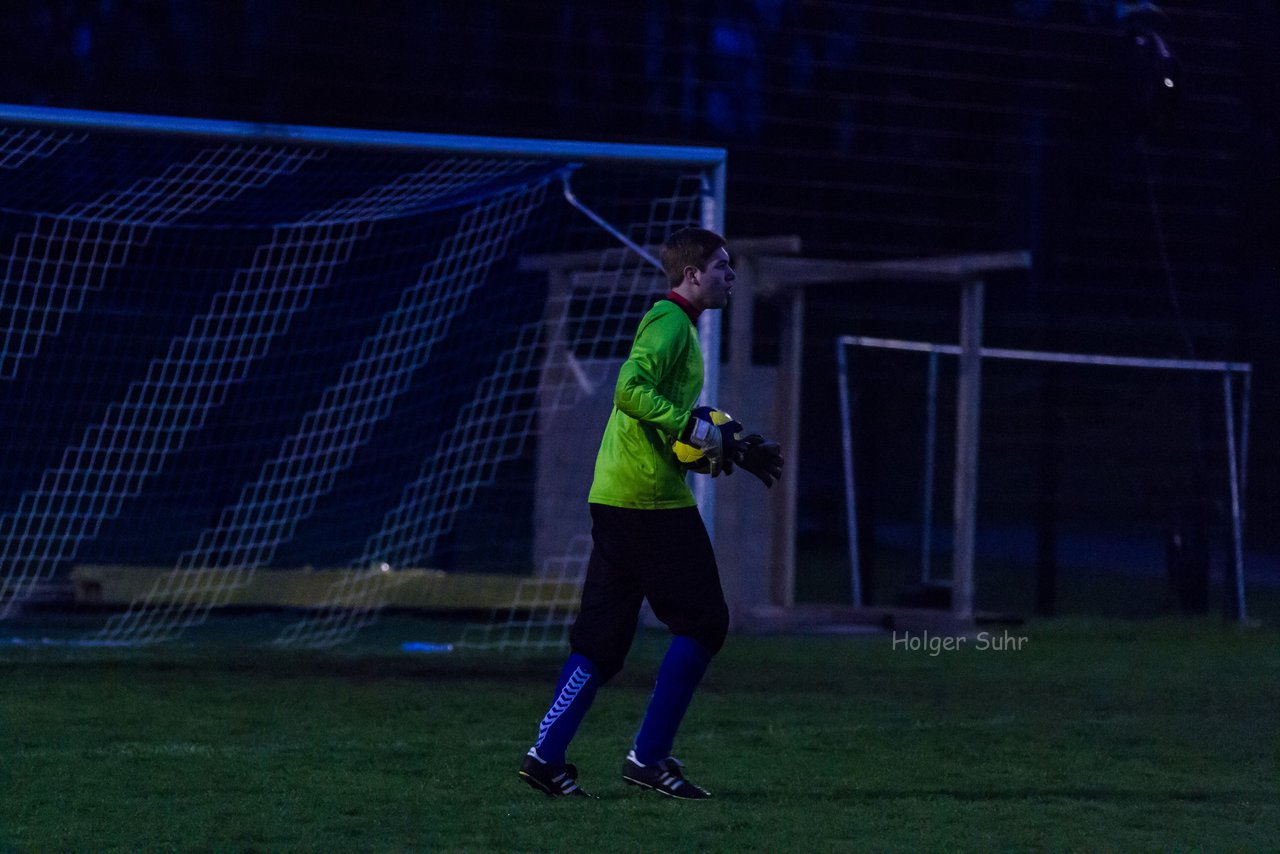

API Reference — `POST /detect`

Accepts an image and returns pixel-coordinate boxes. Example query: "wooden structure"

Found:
[524,240,1031,631]
[746,251,1031,625]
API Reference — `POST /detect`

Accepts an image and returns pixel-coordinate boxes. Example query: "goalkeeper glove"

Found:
[734,434,784,487]
[679,406,742,477]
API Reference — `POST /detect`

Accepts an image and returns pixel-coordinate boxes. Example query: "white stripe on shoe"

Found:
[622,751,710,799]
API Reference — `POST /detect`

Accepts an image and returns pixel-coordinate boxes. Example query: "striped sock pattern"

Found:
[529,653,600,764]
[535,666,590,750]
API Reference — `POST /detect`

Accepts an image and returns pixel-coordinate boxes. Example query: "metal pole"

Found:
[695,166,725,542]
[1240,369,1251,511]
[1222,371,1247,623]
[837,340,863,606]
[922,350,939,585]
[774,289,804,607]
[951,276,984,622]
[1241,369,1252,610]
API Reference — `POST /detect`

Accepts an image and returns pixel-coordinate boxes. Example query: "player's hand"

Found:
[681,406,742,476]
[734,434,783,487]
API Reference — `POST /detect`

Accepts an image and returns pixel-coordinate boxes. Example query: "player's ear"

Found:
[683,264,699,285]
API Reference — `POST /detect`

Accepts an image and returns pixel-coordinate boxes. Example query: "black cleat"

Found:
[519,750,594,798]
[621,750,711,800]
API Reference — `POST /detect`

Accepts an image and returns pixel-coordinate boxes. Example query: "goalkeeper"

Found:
[518,227,783,800]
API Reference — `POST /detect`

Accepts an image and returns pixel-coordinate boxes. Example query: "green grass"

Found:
[3,619,1277,850]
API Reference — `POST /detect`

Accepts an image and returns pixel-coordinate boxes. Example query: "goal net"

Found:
[0,105,724,649]
[837,336,1251,619]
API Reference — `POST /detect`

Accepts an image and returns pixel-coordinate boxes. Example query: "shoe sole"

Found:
[621,773,709,800]
[518,770,556,795]
[519,770,595,798]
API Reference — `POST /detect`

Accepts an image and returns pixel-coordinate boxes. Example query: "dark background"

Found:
[2,0,1275,607]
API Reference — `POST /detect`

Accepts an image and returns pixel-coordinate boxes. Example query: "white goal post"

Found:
[837,334,1253,622]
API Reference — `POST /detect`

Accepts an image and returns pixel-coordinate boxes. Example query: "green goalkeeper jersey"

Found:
[588,298,701,509]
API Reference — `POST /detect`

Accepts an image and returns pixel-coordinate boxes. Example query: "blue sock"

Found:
[531,653,599,765]
[633,636,712,765]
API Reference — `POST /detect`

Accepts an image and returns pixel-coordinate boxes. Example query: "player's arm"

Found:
[615,312,739,474]
[613,313,694,437]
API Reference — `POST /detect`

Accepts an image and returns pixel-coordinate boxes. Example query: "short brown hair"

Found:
[660,227,726,288]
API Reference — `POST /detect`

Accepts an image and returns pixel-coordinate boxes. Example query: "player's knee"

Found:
[588,655,624,685]
[570,617,638,684]
[568,637,628,684]
[688,602,729,656]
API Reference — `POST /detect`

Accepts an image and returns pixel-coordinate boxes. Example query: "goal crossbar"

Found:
[837,335,1252,375]
[0,103,726,165]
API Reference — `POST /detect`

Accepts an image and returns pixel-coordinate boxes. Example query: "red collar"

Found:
[665,290,702,324]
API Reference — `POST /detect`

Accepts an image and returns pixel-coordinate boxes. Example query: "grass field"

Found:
[3,617,1277,850]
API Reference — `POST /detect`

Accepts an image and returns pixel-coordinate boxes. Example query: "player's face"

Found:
[691,247,735,310]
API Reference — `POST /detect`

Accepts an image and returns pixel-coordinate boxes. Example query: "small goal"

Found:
[837,335,1252,621]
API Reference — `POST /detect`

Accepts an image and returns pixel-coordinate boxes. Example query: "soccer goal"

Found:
[837,335,1252,621]
[0,103,725,649]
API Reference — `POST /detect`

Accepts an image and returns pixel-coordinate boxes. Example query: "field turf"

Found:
[2,617,1276,850]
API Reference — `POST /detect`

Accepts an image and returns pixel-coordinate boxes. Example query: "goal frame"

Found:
[0,102,726,645]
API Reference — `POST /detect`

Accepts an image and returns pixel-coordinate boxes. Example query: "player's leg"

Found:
[521,504,645,796]
[566,504,650,685]
[623,506,726,799]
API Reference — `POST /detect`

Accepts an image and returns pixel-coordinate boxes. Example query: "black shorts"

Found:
[569,503,729,681]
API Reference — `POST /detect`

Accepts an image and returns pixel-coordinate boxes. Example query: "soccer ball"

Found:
[672,408,739,465]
